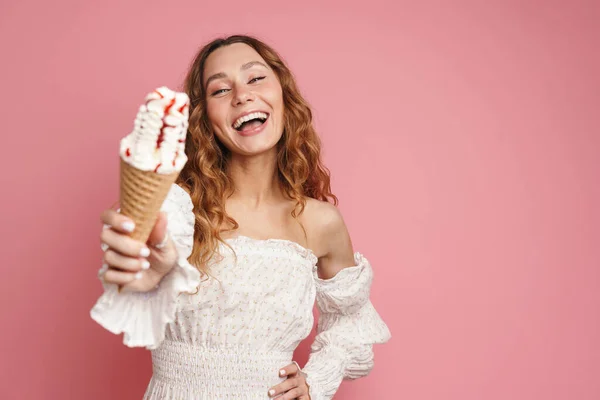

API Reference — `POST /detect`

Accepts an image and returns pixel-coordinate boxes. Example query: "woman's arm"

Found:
[301,202,392,400]
[312,203,356,279]
[90,183,202,350]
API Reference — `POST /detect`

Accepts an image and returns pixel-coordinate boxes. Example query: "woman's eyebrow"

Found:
[205,61,269,88]
[205,72,227,88]
[241,61,268,70]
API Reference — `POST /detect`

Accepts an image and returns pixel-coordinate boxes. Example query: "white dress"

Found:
[91,184,391,400]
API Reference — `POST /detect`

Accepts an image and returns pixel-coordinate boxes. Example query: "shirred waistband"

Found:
[151,341,293,394]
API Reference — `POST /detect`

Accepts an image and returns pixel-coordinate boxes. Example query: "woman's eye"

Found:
[211,88,229,96]
[248,76,266,84]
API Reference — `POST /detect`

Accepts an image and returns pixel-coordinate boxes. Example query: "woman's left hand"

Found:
[268,362,311,399]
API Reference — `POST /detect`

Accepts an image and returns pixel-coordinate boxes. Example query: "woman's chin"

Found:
[228,130,282,156]
[235,144,277,157]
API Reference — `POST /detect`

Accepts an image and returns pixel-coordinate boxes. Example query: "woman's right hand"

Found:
[99,209,179,292]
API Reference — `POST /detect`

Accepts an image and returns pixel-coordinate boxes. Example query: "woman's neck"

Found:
[227,149,284,208]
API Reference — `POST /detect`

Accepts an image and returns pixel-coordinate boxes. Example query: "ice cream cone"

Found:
[118,86,189,244]
[119,158,179,243]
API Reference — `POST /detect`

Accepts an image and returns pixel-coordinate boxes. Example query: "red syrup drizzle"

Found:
[171,103,189,167]
[152,91,175,173]
[156,99,175,149]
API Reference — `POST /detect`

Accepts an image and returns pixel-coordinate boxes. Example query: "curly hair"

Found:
[177,35,337,276]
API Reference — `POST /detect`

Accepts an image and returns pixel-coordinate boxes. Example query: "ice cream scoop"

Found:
[120,86,189,174]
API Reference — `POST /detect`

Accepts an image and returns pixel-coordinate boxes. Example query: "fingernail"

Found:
[268,389,275,396]
[141,260,150,270]
[122,221,135,232]
[279,369,286,376]
[134,271,143,280]
[155,233,169,249]
[140,247,150,257]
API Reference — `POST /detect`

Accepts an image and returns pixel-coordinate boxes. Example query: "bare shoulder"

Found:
[303,197,343,234]
[303,197,356,279]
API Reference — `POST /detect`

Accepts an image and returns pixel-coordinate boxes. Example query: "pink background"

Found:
[2,0,599,399]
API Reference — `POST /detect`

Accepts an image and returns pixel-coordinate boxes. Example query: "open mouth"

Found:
[232,112,269,132]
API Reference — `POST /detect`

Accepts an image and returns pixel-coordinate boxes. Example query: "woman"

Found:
[92,35,391,400]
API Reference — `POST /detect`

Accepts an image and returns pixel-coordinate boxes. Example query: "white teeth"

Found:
[233,112,268,129]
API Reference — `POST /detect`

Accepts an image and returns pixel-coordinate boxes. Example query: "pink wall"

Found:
[2,0,598,398]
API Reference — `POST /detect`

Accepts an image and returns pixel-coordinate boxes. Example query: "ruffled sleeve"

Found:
[302,253,391,400]
[90,183,201,350]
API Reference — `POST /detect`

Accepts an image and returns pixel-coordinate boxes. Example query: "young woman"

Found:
[92,35,391,400]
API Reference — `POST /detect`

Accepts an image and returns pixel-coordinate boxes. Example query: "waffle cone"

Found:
[118,158,179,243]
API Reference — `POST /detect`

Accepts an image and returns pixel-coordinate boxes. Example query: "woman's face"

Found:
[203,43,284,156]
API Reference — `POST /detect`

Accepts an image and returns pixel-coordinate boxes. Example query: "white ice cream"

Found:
[120,86,190,174]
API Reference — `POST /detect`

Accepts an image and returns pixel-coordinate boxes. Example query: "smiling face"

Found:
[203,43,285,156]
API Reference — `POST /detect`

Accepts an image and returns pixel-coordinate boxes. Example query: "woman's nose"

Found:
[232,86,255,106]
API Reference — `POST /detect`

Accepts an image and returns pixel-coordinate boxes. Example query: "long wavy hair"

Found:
[177,35,337,276]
